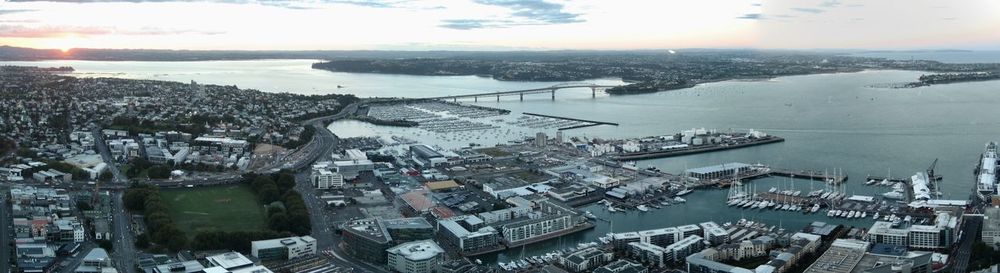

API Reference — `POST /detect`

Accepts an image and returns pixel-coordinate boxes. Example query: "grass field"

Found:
[160,185,267,236]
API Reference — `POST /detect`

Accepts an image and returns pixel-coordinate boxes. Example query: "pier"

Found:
[614,136,785,161]
[522,112,618,130]
[702,166,847,188]
[865,174,942,183]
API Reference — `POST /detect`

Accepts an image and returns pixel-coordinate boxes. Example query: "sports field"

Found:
[160,184,267,236]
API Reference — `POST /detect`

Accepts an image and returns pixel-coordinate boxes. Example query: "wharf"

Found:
[865,174,942,183]
[714,167,847,187]
[614,136,785,161]
[522,112,619,128]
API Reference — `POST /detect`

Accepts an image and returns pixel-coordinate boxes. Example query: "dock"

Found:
[522,112,619,130]
[614,136,785,161]
[712,167,847,188]
[865,174,942,183]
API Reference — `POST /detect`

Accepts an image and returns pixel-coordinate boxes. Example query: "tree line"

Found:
[247,171,312,236]
[123,184,188,252]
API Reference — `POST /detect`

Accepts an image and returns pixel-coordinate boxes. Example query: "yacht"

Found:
[811,204,821,213]
[866,179,877,185]
[676,189,694,196]
[769,187,778,193]
[637,205,649,212]
[873,212,880,220]
[673,197,687,203]
[882,190,905,200]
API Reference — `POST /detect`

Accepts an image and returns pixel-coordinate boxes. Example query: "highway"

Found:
[1,190,12,273]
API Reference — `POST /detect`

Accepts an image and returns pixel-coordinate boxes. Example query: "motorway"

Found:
[1,190,12,273]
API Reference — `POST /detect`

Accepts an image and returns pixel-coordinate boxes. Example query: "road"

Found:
[59,243,95,273]
[109,191,138,273]
[91,128,126,183]
[1,190,12,273]
[951,215,982,273]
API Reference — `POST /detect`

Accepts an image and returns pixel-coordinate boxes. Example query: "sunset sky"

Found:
[0,0,998,51]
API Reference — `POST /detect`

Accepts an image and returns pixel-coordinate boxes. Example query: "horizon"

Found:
[1,0,998,51]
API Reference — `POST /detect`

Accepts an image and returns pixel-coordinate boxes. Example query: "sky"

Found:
[0,0,998,51]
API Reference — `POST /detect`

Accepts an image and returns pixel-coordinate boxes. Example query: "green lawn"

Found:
[160,185,267,236]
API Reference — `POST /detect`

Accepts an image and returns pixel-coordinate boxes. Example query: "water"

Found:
[849,50,1000,63]
[5,59,1000,261]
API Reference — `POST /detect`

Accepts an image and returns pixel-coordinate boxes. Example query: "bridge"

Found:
[408,83,622,102]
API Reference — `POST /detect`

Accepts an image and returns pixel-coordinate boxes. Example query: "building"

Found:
[75,248,117,273]
[984,207,1000,249]
[341,219,393,264]
[853,244,933,273]
[665,235,706,262]
[381,217,436,244]
[686,163,753,180]
[333,160,374,180]
[803,239,871,273]
[535,132,547,147]
[499,214,572,245]
[867,221,909,247]
[679,224,703,238]
[700,222,731,245]
[411,145,446,167]
[612,232,642,252]
[628,242,667,268]
[205,252,255,271]
[638,227,682,247]
[593,260,647,273]
[311,168,344,189]
[250,236,317,262]
[386,240,444,273]
[437,216,501,253]
[687,249,753,273]
[560,247,613,272]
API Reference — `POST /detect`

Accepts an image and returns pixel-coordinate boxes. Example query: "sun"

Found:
[60,47,71,53]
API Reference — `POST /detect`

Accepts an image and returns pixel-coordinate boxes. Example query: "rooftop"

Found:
[386,240,444,261]
[803,239,870,273]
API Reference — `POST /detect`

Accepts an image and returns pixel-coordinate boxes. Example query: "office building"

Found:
[250,236,317,262]
[984,207,1000,249]
[74,248,117,273]
[342,219,393,264]
[386,240,444,273]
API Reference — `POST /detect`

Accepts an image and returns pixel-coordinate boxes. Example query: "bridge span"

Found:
[396,84,622,102]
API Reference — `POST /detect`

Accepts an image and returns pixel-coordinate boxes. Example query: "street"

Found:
[91,128,126,183]
[110,191,138,273]
[951,215,982,273]
[1,190,12,273]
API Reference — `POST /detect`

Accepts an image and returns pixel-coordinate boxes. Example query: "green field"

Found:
[160,185,267,236]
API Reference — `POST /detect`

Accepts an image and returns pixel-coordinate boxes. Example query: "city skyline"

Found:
[1,0,998,51]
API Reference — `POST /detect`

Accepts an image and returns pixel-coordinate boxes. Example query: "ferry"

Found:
[676,189,694,196]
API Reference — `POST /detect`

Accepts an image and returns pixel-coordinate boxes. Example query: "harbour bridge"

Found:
[395,83,623,102]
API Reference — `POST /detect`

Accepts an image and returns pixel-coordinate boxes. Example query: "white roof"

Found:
[387,240,444,261]
[206,252,253,270]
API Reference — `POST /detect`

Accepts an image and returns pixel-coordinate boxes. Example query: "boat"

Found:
[792,191,802,197]
[811,204,820,213]
[873,212,880,220]
[637,205,649,212]
[882,190,905,200]
[607,206,617,212]
[866,179,876,185]
[862,212,867,218]
[674,197,686,203]
[808,190,824,197]
[676,189,694,196]
[584,211,597,219]
[769,187,778,193]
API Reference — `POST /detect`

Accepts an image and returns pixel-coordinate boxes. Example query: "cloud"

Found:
[819,0,840,8]
[442,0,583,29]
[0,24,224,38]
[791,7,825,14]
[735,13,762,20]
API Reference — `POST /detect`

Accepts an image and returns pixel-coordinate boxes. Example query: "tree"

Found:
[76,201,93,211]
[135,233,150,249]
[96,239,113,252]
[99,171,114,182]
[276,172,296,193]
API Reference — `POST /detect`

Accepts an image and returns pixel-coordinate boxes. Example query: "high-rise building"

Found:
[535,132,547,147]
[250,236,317,262]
